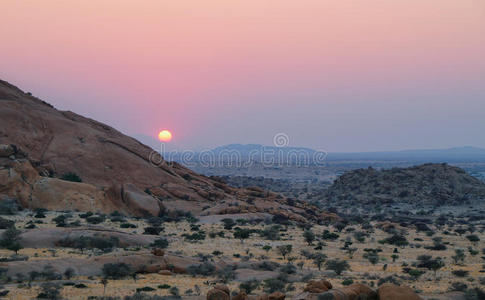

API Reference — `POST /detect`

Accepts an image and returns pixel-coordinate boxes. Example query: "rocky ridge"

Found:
[0,79,336,222]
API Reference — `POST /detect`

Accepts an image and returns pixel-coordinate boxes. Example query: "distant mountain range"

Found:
[130,135,485,164]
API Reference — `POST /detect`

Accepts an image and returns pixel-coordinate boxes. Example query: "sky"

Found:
[1,0,485,152]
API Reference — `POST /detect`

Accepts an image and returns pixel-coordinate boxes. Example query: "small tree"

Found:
[234,228,251,243]
[262,245,272,253]
[408,269,425,281]
[240,280,260,294]
[151,238,169,249]
[277,245,292,260]
[391,254,399,262]
[313,253,327,270]
[325,259,350,275]
[452,249,466,265]
[303,229,315,245]
[37,282,63,299]
[0,227,22,254]
[64,267,75,280]
[101,278,108,294]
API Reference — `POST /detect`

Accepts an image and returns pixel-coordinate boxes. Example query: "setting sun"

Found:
[158,130,172,142]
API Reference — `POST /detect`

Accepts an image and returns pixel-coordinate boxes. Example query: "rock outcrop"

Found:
[0,79,329,221]
[0,251,200,278]
[378,283,423,300]
[322,163,485,206]
[207,285,231,300]
[303,279,333,293]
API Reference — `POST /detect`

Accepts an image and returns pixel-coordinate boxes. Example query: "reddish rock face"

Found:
[303,279,333,293]
[207,285,231,300]
[151,248,165,256]
[268,291,286,300]
[378,283,423,300]
[0,79,329,221]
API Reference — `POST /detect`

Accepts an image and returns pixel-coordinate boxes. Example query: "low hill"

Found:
[0,79,334,223]
[322,163,485,206]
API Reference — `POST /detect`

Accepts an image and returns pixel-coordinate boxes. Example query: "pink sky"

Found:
[1,0,485,151]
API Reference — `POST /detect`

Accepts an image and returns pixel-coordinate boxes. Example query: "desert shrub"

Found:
[466,235,480,243]
[86,215,105,224]
[158,284,171,289]
[102,263,133,279]
[452,270,469,278]
[60,172,82,182]
[280,263,297,274]
[0,217,14,229]
[325,259,350,275]
[151,238,169,249]
[110,215,125,223]
[137,287,156,293]
[0,199,20,215]
[143,227,163,235]
[276,245,292,260]
[378,275,401,286]
[187,262,216,276]
[52,214,71,227]
[221,218,236,230]
[64,267,75,279]
[34,208,47,218]
[263,278,285,293]
[407,269,425,281]
[255,261,280,271]
[450,282,468,292]
[216,266,236,283]
[74,283,87,289]
[233,228,252,242]
[342,278,354,286]
[321,230,339,241]
[37,282,63,299]
[240,280,260,294]
[260,225,281,240]
[0,227,22,254]
[57,236,119,252]
[380,234,408,247]
[0,254,28,262]
[303,229,315,245]
[453,249,466,264]
[182,231,205,241]
[79,212,93,219]
[120,223,137,228]
[39,265,62,281]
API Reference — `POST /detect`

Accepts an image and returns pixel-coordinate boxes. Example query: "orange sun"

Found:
[158,130,172,142]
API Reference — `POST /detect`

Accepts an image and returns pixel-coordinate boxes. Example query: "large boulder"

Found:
[378,283,423,300]
[9,227,155,248]
[303,279,333,293]
[268,292,285,300]
[0,251,200,278]
[317,284,377,300]
[207,285,231,300]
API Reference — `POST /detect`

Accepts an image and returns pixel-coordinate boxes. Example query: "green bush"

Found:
[151,238,169,249]
[102,263,133,279]
[60,172,82,182]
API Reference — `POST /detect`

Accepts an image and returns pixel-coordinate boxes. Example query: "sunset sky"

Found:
[1,1,484,151]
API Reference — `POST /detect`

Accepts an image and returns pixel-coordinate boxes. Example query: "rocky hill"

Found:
[0,79,335,222]
[322,163,485,206]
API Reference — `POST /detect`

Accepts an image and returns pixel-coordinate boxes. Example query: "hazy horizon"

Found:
[2,0,484,152]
